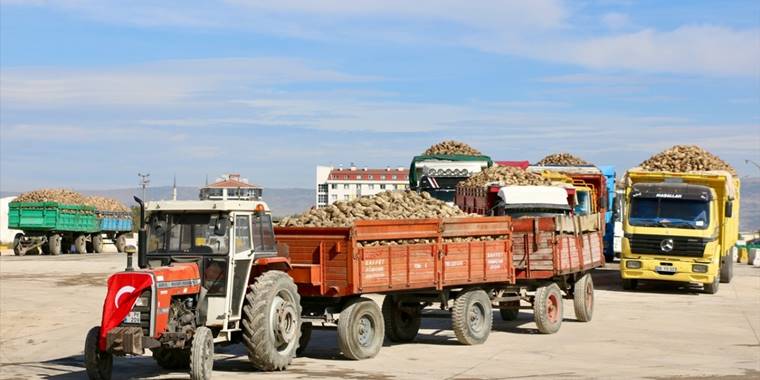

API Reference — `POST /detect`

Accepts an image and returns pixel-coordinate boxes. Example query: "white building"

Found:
[199,174,263,201]
[316,165,409,207]
[1,196,21,244]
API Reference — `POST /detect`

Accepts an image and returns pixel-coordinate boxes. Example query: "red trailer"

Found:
[275,212,602,360]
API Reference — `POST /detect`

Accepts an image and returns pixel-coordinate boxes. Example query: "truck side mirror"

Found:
[725,201,733,218]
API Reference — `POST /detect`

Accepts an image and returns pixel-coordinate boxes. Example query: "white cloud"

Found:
[601,12,630,30]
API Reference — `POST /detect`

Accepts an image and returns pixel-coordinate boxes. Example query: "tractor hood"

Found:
[98,263,200,350]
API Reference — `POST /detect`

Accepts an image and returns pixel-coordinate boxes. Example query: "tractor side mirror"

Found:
[725,201,733,218]
[214,218,229,236]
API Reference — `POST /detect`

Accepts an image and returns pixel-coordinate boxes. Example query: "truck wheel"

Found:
[573,274,594,322]
[720,253,733,284]
[749,249,758,266]
[115,234,127,253]
[704,273,720,294]
[498,301,520,321]
[534,284,563,334]
[296,322,312,356]
[75,234,87,254]
[48,234,62,255]
[190,326,214,380]
[92,234,104,254]
[84,326,112,380]
[242,270,301,371]
[622,279,638,291]
[12,233,24,256]
[337,297,384,360]
[452,289,492,345]
[382,295,422,343]
[153,347,190,369]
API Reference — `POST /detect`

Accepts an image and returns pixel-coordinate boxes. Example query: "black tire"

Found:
[452,289,492,345]
[92,234,104,254]
[573,274,594,322]
[13,233,24,256]
[720,253,733,284]
[115,234,127,253]
[75,234,87,254]
[242,270,301,371]
[153,348,190,370]
[622,279,638,291]
[337,297,384,360]
[498,300,520,321]
[382,295,421,343]
[48,234,62,255]
[190,326,214,380]
[533,284,563,334]
[704,273,720,294]
[296,322,312,356]
[84,326,112,380]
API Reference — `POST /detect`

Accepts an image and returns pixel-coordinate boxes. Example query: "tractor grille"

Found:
[119,289,151,336]
[628,234,709,258]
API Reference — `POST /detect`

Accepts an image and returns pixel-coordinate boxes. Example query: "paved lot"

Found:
[1,251,758,380]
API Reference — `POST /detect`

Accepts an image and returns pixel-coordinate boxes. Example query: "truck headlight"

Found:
[625,260,642,269]
[692,264,708,273]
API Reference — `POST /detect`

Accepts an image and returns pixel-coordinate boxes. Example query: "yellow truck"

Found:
[620,169,740,294]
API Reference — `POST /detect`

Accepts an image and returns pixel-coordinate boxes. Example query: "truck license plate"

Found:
[125,311,141,324]
[655,265,677,273]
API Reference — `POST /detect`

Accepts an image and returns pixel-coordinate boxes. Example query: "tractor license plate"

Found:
[656,265,677,273]
[125,311,141,324]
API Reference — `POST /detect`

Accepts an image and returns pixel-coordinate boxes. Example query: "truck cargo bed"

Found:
[8,202,99,232]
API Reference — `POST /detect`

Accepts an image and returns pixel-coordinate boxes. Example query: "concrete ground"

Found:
[1,250,758,380]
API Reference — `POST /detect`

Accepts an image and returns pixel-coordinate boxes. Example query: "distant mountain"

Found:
[1,186,315,218]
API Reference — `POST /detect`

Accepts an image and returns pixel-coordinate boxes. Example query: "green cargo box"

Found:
[8,202,99,233]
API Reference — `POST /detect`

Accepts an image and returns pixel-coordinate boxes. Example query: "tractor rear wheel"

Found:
[452,289,492,345]
[75,234,87,254]
[189,326,214,380]
[337,297,384,360]
[84,326,112,380]
[573,274,594,322]
[48,234,62,255]
[242,270,301,371]
[382,295,421,343]
[534,284,563,334]
[153,347,190,370]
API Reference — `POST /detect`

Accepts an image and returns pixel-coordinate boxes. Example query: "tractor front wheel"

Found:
[190,326,214,380]
[84,327,113,380]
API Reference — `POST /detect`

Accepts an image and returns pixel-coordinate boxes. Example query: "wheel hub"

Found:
[547,294,559,323]
[468,303,485,333]
[272,296,298,346]
[357,316,374,347]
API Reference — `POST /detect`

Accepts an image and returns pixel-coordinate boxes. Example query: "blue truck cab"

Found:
[599,165,616,261]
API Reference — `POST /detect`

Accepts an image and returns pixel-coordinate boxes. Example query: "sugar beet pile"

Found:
[459,166,550,188]
[423,140,482,156]
[13,189,130,212]
[639,145,736,175]
[536,153,591,166]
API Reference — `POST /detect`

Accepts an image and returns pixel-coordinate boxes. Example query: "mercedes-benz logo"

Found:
[660,238,674,252]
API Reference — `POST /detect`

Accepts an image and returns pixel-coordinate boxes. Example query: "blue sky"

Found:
[1,0,758,190]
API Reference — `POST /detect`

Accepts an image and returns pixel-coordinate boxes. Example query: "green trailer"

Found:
[8,201,100,255]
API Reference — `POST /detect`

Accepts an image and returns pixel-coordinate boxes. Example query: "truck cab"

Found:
[493,185,571,218]
[620,171,740,294]
[410,154,492,203]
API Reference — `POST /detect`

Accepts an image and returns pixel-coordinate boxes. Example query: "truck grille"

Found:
[119,289,151,336]
[628,234,709,258]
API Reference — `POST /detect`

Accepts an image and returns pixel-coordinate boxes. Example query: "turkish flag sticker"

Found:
[99,272,153,350]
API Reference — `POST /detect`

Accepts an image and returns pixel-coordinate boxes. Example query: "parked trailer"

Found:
[8,201,132,255]
[275,214,601,359]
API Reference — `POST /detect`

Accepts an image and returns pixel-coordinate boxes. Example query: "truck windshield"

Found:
[575,191,591,215]
[147,213,230,254]
[629,198,709,230]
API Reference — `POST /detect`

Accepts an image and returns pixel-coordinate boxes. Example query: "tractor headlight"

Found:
[692,264,708,273]
[625,260,642,269]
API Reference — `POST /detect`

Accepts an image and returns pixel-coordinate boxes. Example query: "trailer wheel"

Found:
[296,322,312,356]
[153,347,190,369]
[382,295,421,343]
[74,234,87,254]
[115,234,127,253]
[498,301,520,321]
[337,297,384,360]
[720,252,733,284]
[12,233,24,256]
[242,270,301,371]
[573,274,594,322]
[84,326,112,380]
[91,234,104,254]
[621,279,638,291]
[533,284,563,334]
[47,234,62,255]
[452,289,492,345]
[189,326,214,380]
[749,249,758,266]
[704,273,720,294]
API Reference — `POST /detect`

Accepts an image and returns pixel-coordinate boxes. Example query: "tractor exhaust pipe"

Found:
[133,196,148,269]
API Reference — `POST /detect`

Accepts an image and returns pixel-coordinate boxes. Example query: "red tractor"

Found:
[84,198,302,379]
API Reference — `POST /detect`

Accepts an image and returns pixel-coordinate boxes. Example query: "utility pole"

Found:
[138,173,150,201]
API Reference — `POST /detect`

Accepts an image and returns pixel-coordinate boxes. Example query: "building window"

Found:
[392,175,397,180]
[381,175,386,180]
[344,195,349,200]
[368,184,375,190]
[356,175,362,180]
[331,184,337,189]
[344,184,350,190]
[394,184,399,190]
[398,184,406,189]
[318,194,328,204]
[318,184,328,193]
[331,194,337,202]
[368,175,373,179]
[380,184,386,190]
